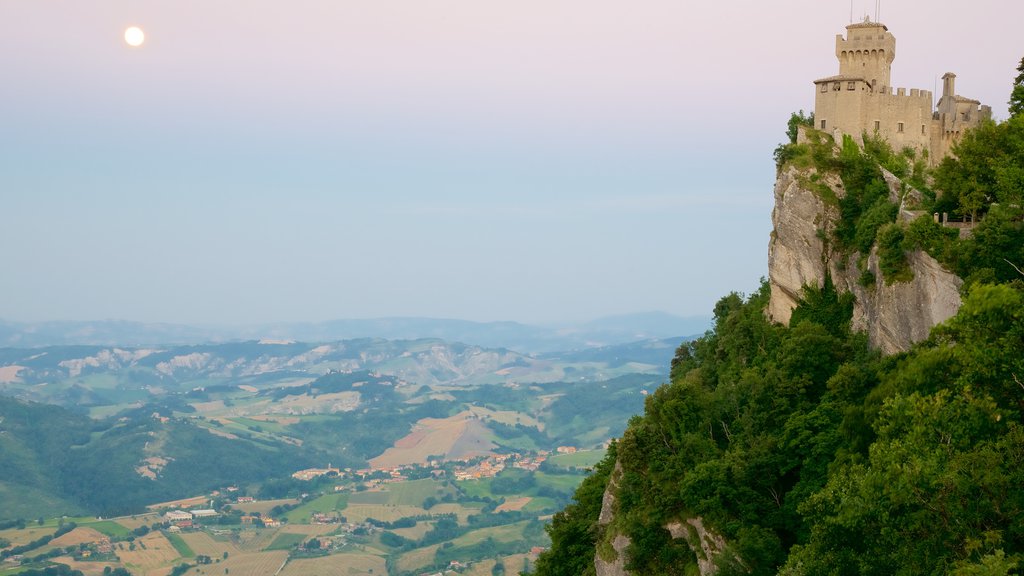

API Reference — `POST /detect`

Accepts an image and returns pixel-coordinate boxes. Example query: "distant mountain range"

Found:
[0,312,711,352]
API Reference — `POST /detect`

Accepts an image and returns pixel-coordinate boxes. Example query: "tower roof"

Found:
[846,21,888,31]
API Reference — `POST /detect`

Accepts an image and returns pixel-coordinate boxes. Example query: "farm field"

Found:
[369,411,497,468]
[284,493,348,523]
[182,549,289,576]
[164,531,195,558]
[341,503,429,523]
[265,532,306,551]
[48,556,120,576]
[277,524,337,536]
[49,526,108,547]
[279,552,386,576]
[0,526,54,547]
[115,531,182,573]
[546,448,605,468]
[86,520,133,538]
[179,531,241,557]
[112,514,163,530]
[235,529,278,552]
[233,497,300,515]
[389,520,435,541]
[395,543,442,572]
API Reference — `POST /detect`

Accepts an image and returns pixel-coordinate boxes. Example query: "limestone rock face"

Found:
[767,166,833,325]
[666,518,735,576]
[594,462,630,576]
[767,165,963,353]
[594,462,737,576]
[837,249,962,354]
[594,535,631,576]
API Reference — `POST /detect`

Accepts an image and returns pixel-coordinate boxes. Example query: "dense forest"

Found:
[533,66,1024,575]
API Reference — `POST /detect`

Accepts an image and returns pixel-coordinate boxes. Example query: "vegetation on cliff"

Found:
[532,71,1024,576]
[533,276,1024,575]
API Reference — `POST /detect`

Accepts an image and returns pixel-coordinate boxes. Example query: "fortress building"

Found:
[813,20,990,164]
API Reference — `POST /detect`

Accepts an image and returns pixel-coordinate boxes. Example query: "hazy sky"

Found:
[2,1,1021,325]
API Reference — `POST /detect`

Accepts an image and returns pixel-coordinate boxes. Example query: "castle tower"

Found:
[835,20,895,94]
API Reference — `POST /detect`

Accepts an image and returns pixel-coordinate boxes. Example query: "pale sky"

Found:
[2,1,1021,325]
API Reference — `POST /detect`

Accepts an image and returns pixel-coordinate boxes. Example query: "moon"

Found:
[124,26,145,47]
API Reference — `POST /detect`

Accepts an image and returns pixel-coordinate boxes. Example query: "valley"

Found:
[0,335,683,575]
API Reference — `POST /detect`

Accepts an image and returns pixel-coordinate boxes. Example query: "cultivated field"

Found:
[369,411,496,468]
[112,513,163,530]
[183,549,289,576]
[395,543,441,572]
[233,497,300,515]
[276,524,337,536]
[49,526,108,547]
[342,504,430,523]
[350,478,448,506]
[179,531,241,557]
[284,493,347,523]
[265,532,306,551]
[0,526,54,547]
[48,557,120,576]
[86,520,133,538]
[115,531,182,574]
[235,529,278,552]
[279,552,386,576]
[389,520,434,541]
[546,448,606,469]
[495,497,532,512]
[467,405,543,430]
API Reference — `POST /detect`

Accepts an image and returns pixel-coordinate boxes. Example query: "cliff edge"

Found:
[767,162,962,353]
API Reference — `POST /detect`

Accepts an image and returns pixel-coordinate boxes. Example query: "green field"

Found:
[86,520,132,538]
[523,497,558,513]
[351,478,449,506]
[264,532,306,551]
[232,416,290,435]
[456,478,495,499]
[546,449,605,469]
[534,471,584,493]
[164,531,195,558]
[283,493,349,523]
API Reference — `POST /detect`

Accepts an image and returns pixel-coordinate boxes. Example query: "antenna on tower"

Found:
[876,0,881,22]
[850,0,854,23]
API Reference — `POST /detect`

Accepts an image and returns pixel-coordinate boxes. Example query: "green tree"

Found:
[1010,56,1024,118]
[786,110,815,144]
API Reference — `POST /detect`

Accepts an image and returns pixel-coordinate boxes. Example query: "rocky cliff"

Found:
[594,463,736,576]
[767,164,963,353]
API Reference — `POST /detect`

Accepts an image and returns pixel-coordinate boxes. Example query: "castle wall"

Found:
[814,80,932,154]
[870,89,933,153]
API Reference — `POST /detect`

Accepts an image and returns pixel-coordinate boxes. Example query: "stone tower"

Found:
[836,21,895,94]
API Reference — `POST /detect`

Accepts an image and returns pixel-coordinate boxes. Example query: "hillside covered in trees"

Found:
[532,66,1024,575]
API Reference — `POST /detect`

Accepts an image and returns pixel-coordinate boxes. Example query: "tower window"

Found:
[922,125,926,135]
[820,84,827,93]
[833,82,841,91]
[898,122,904,133]
[821,120,827,130]
[874,120,880,131]
[848,82,856,90]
